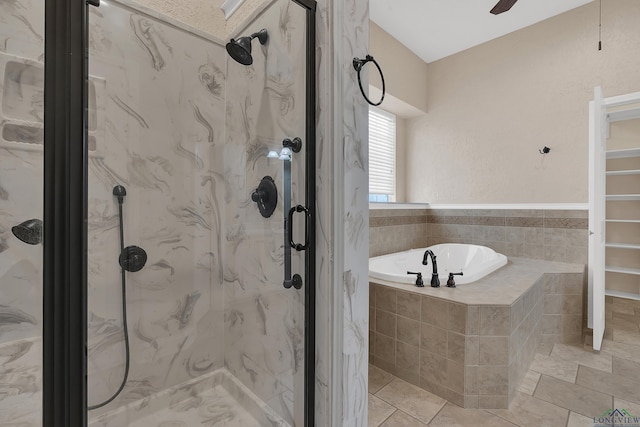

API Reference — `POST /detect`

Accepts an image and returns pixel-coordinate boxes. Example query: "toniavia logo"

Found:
[593,408,640,427]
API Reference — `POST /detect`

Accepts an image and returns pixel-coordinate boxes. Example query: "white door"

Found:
[589,86,606,351]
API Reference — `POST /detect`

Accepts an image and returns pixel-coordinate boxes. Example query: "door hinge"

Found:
[87,0,100,7]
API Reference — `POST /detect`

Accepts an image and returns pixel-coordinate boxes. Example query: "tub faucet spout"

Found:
[422,249,440,287]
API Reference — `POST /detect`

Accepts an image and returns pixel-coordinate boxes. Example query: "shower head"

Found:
[226,29,268,66]
[12,219,42,245]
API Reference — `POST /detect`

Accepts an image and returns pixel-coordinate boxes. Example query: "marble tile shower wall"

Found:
[1,0,306,424]
[0,1,46,423]
[0,0,44,358]
[85,1,227,415]
[370,208,589,265]
[223,0,307,424]
[312,0,373,424]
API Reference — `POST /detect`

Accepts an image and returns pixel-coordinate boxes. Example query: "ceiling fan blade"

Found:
[490,0,518,15]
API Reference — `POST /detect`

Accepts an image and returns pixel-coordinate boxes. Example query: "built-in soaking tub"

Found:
[369,243,508,285]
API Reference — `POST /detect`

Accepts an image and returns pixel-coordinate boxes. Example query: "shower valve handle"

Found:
[252,176,277,218]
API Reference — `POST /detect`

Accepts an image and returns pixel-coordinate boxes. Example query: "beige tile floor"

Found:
[368,303,640,427]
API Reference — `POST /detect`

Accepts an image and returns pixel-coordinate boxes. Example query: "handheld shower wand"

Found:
[88,185,146,410]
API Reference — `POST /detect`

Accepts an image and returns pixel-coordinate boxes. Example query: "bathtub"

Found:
[369,244,507,285]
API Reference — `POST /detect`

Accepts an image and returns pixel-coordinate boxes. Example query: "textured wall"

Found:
[406,0,640,204]
[226,0,271,36]
[395,117,408,202]
[369,22,428,114]
[133,0,227,39]
[132,0,271,40]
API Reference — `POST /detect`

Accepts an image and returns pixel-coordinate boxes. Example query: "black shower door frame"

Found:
[42,0,316,425]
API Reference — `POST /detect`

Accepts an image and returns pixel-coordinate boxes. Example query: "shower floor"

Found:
[89,368,288,427]
[106,384,261,426]
[0,335,288,426]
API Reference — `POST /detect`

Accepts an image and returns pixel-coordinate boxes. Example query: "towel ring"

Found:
[353,55,385,106]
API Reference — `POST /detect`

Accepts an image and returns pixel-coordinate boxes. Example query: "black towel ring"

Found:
[353,55,385,106]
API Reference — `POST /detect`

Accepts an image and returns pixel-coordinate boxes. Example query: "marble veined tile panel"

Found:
[223,0,307,424]
[0,0,44,61]
[85,0,227,416]
[0,337,41,427]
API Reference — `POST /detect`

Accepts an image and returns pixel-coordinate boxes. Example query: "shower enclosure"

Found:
[0,0,316,425]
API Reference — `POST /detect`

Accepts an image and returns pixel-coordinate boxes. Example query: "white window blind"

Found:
[369,106,396,201]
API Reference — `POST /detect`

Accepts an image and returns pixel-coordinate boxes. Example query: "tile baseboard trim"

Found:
[370,203,588,211]
[427,203,588,210]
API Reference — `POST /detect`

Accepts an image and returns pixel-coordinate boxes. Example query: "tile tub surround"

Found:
[369,292,640,426]
[369,207,588,265]
[369,258,584,409]
[369,208,428,257]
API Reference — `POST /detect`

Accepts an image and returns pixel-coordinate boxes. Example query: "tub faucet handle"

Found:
[407,271,424,287]
[447,272,463,288]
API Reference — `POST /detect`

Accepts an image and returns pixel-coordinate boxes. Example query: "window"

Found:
[368,106,396,202]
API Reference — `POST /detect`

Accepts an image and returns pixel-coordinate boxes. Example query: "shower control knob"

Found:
[252,176,277,218]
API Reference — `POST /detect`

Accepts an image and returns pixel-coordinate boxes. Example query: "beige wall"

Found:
[369,22,425,202]
[406,0,640,204]
[370,22,428,113]
[395,116,407,201]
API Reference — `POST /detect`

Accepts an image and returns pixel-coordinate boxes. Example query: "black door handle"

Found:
[288,205,310,251]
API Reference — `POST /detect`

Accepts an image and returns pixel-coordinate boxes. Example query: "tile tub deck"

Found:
[369,257,585,409]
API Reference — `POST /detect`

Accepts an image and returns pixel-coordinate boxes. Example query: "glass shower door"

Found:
[85,0,313,425]
[223,1,310,424]
[0,0,44,425]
